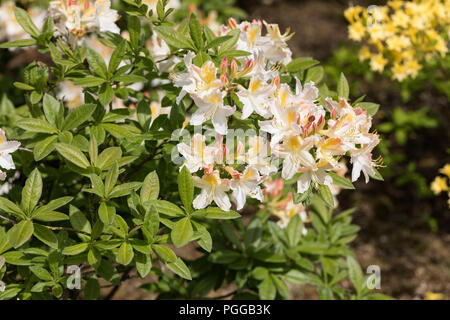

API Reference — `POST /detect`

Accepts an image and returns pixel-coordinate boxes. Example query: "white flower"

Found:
[228,166,264,210]
[296,161,333,193]
[0,129,20,174]
[193,169,231,211]
[236,73,275,119]
[244,136,278,175]
[350,134,380,183]
[259,100,302,147]
[190,89,235,135]
[172,55,223,104]
[50,0,119,36]
[177,134,218,173]
[273,135,316,180]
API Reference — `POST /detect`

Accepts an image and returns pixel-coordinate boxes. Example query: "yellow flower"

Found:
[425,292,443,300]
[430,176,449,195]
[370,54,388,72]
[348,22,366,41]
[391,62,408,81]
[358,46,372,61]
[405,59,421,78]
[439,164,450,178]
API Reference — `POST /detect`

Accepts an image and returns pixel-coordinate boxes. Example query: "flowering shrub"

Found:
[0,0,387,300]
[345,0,450,82]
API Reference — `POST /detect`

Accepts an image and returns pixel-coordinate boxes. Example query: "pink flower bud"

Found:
[317,115,325,127]
[308,115,315,123]
[228,18,237,29]
[220,57,228,74]
[220,73,228,85]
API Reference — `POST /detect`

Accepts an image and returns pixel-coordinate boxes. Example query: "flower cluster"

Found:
[430,163,450,208]
[49,0,120,36]
[174,19,381,212]
[345,0,450,81]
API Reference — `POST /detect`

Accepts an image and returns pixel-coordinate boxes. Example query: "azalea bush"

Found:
[0,0,388,300]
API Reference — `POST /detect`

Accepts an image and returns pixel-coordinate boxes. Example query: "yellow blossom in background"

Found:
[344,0,450,82]
[431,164,450,208]
[425,291,443,300]
[431,176,448,195]
[439,164,450,177]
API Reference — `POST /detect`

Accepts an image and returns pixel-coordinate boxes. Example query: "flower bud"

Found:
[220,57,228,74]
[230,59,238,77]
[220,73,229,85]
[228,18,238,29]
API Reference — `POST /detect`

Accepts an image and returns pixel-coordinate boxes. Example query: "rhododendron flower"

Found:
[50,0,120,36]
[350,134,380,183]
[228,166,264,210]
[177,134,218,173]
[193,169,231,211]
[236,73,275,119]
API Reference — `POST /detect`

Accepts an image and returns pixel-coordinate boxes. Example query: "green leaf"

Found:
[152,244,176,262]
[55,143,90,168]
[32,196,73,217]
[369,168,384,181]
[104,162,119,196]
[98,84,115,106]
[258,276,276,300]
[135,252,152,278]
[62,243,89,255]
[86,48,108,79]
[189,13,203,50]
[328,172,355,190]
[14,7,39,38]
[146,200,184,217]
[97,147,122,170]
[192,207,240,220]
[32,211,69,222]
[43,94,61,127]
[33,224,58,249]
[34,135,58,161]
[318,184,334,208]
[128,16,141,50]
[98,202,116,225]
[0,39,36,49]
[153,25,195,50]
[21,168,42,214]
[108,40,126,73]
[8,220,34,249]
[30,266,53,281]
[143,204,159,237]
[84,278,100,300]
[17,118,58,134]
[205,35,232,50]
[338,72,349,99]
[14,82,34,90]
[286,214,302,247]
[0,198,26,220]
[166,257,192,280]
[218,29,240,54]
[178,166,193,213]
[108,182,142,198]
[171,217,193,247]
[72,76,105,87]
[287,57,319,73]
[141,171,159,202]
[356,102,380,117]
[117,242,134,265]
[112,74,147,84]
[88,247,102,268]
[62,103,96,131]
[347,255,364,296]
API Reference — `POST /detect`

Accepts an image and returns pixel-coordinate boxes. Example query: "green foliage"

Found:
[0,0,386,301]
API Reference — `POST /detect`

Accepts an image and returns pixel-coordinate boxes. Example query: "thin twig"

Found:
[0,214,15,224]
